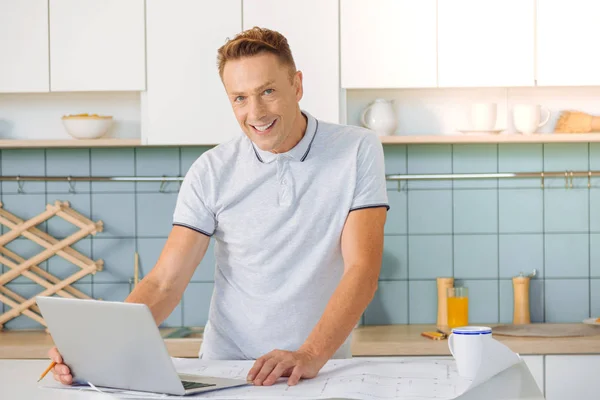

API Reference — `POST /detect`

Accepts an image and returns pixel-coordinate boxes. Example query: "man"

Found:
[49,26,388,388]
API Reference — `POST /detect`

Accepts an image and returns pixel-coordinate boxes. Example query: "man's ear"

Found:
[294,70,303,102]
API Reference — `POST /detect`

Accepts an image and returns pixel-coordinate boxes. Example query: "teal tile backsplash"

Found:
[1,143,599,329]
[453,235,498,279]
[452,144,497,189]
[498,189,543,233]
[1,149,46,193]
[499,234,544,278]
[91,148,135,192]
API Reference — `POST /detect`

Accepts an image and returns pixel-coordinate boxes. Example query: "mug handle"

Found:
[361,103,373,128]
[448,333,455,357]
[538,107,551,128]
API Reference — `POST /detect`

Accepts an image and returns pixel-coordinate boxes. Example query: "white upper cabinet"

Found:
[341,0,437,89]
[49,0,145,92]
[243,0,340,123]
[537,0,600,86]
[438,0,535,87]
[143,0,242,145]
[0,0,49,93]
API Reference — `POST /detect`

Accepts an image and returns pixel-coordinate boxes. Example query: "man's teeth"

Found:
[253,120,275,132]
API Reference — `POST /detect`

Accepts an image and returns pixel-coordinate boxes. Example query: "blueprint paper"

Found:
[41,338,542,400]
[455,361,545,400]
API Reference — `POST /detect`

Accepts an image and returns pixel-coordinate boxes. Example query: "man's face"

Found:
[222,53,303,152]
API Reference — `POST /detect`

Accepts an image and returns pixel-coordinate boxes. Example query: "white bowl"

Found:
[62,115,113,139]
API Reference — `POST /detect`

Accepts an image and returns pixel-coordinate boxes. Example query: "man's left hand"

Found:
[246,349,326,386]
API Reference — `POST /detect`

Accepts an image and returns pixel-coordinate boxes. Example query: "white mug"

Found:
[448,326,492,379]
[470,103,497,131]
[513,104,550,135]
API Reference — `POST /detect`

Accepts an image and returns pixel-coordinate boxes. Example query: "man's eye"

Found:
[235,96,245,102]
[263,89,274,95]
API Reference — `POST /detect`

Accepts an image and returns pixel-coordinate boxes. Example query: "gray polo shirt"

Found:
[173,111,389,360]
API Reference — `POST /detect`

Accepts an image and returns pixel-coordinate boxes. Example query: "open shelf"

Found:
[1,133,600,148]
[0,138,142,148]
[379,133,600,144]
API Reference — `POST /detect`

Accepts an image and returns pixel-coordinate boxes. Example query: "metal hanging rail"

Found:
[0,169,597,189]
[0,176,185,194]
[386,170,597,189]
[0,176,184,182]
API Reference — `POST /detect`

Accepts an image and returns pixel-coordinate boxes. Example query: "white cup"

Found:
[448,326,492,379]
[470,103,497,131]
[512,104,551,135]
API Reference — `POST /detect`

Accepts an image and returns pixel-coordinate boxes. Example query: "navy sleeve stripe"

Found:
[349,204,390,212]
[173,222,213,237]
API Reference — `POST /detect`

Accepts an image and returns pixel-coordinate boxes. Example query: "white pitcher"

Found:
[360,98,397,135]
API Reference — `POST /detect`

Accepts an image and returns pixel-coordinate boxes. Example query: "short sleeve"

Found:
[350,133,390,212]
[172,161,216,236]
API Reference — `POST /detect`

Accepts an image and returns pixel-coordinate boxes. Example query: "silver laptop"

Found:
[36,296,249,396]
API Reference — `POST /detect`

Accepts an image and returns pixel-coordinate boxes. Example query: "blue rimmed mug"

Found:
[448,326,492,378]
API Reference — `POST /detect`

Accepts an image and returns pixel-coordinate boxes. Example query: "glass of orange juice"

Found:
[447,287,469,329]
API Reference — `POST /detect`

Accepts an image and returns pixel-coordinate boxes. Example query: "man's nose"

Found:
[248,97,267,121]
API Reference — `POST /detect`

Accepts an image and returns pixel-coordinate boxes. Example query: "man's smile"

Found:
[250,118,277,135]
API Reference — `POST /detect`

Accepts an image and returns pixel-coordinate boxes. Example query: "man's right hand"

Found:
[48,347,72,385]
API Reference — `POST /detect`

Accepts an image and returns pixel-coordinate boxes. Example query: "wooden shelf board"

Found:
[0,138,142,148]
[1,133,600,148]
[379,133,600,144]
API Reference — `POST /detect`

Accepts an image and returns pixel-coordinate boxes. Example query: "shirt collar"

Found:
[251,110,318,164]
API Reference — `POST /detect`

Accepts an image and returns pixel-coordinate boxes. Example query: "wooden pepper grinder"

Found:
[513,269,536,325]
[437,277,454,330]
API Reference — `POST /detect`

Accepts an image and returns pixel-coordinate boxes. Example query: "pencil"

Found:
[37,360,56,382]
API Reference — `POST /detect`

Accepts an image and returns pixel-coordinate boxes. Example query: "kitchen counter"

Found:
[0,357,545,400]
[1,324,600,359]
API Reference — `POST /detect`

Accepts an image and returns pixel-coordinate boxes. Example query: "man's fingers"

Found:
[52,363,70,375]
[287,365,304,386]
[52,368,59,381]
[247,356,268,382]
[60,374,73,385]
[253,358,279,386]
[262,360,294,386]
[48,347,62,364]
[59,365,70,375]
[52,367,72,385]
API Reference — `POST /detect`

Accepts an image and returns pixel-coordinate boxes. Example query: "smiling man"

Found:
[49,27,388,388]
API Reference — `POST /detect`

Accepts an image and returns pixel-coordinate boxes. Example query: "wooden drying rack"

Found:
[0,200,103,330]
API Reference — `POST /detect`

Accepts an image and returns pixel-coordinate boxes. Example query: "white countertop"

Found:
[0,357,544,400]
[1,359,108,399]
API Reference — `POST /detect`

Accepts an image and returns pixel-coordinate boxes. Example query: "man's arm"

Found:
[125,225,210,325]
[47,225,210,386]
[247,207,386,386]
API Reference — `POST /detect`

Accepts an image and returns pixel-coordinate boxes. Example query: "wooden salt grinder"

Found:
[513,269,536,325]
[437,277,454,329]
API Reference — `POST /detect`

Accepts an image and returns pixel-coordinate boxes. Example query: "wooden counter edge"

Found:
[2,324,600,359]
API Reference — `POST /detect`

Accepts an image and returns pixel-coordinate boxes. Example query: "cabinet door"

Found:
[521,355,544,396]
[537,0,600,86]
[49,0,145,91]
[143,0,241,145]
[243,0,339,123]
[438,0,535,87]
[0,0,49,93]
[341,0,437,89]
[546,355,600,400]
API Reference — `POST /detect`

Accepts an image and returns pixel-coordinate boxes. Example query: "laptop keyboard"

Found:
[182,380,216,390]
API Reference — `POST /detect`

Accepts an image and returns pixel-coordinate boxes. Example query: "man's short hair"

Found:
[217,26,297,81]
